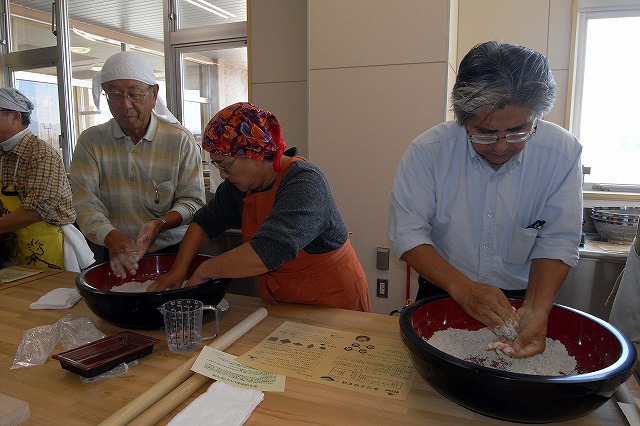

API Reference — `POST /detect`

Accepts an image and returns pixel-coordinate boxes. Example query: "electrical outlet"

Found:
[376,278,388,298]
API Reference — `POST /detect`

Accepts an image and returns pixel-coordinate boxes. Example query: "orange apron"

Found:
[241,157,370,312]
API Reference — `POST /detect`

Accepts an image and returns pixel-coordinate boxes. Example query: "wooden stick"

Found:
[128,371,208,425]
[99,307,268,426]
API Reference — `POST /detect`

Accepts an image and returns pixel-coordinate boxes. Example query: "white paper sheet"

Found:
[191,346,285,392]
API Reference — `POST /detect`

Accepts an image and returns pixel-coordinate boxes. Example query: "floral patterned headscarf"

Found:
[202,102,287,172]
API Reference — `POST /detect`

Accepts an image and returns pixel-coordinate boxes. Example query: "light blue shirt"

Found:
[390,120,583,290]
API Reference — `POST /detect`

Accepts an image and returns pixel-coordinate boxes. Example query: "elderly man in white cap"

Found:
[70,51,206,278]
[0,87,93,271]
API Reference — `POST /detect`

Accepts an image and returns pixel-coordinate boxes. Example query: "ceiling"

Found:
[7,0,248,78]
[11,0,246,45]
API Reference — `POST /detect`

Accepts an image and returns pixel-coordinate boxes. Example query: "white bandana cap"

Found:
[92,51,178,124]
[0,87,34,113]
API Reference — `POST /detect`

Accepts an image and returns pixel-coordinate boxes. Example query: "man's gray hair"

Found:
[451,41,556,125]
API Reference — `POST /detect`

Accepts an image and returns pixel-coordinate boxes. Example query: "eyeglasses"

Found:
[468,119,538,145]
[211,157,237,174]
[103,89,151,103]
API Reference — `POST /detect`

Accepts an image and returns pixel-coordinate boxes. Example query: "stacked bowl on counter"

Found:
[591,206,640,244]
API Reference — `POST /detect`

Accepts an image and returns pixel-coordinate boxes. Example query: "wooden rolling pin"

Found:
[99,307,268,426]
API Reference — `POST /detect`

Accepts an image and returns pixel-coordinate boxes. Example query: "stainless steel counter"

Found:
[554,235,630,320]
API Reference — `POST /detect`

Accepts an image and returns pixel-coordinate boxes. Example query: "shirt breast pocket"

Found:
[502,224,538,265]
[143,180,175,213]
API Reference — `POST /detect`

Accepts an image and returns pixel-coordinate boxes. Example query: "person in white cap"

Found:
[0,87,94,271]
[70,51,205,277]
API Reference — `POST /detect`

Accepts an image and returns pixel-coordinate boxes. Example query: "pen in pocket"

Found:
[526,220,546,230]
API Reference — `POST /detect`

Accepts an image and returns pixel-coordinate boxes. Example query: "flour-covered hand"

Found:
[110,244,140,278]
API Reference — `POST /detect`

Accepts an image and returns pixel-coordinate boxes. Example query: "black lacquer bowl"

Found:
[400,296,636,423]
[76,254,230,329]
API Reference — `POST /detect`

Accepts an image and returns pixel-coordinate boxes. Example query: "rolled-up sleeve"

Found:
[529,144,583,267]
[389,142,437,259]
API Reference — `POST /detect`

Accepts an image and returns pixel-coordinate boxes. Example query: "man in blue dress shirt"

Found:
[390,41,583,358]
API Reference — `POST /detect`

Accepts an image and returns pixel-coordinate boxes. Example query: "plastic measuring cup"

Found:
[157,299,219,353]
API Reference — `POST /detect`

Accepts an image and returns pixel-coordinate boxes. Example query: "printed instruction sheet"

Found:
[0,266,42,283]
[192,346,286,391]
[236,321,416,400]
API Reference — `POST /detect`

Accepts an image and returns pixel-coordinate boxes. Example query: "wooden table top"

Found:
[0,271,637,425]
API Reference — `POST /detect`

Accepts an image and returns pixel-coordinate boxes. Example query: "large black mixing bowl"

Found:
[76,254,230,329]
[400,296,636,423]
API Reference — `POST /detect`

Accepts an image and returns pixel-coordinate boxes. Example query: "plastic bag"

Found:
[11,322,62,369]
[11,314,106,369]
[59,316,107,351]
[81,360,138,383]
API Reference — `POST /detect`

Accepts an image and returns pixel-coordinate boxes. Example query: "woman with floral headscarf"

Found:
[151,103,370,312]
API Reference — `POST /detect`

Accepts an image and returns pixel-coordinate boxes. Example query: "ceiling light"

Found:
[183,0,236,19]
[72,28,121,47]
[131,45,164,57]
[184,53,215,65]
[72,28,99,42]
[70,46,91,54]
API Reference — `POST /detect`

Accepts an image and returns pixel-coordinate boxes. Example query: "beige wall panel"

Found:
[548,0,573,70]
[457,0,550,66]
[249,0,307,83]
[251,81,309,157]
[309,63,448,313]
[309,0,449,69]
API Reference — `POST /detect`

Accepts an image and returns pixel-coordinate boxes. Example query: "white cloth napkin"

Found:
[30,288,82,310]
[167,381,264,426]
[62,224,95,272]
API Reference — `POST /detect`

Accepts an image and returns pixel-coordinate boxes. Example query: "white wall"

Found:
[250,0,576,314]
[308,0,452,314]
[457,0,574,127]
[248,0,309,156]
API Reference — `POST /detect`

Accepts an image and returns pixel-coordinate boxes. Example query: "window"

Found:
[572,3,640,189]
[1,1,247,170]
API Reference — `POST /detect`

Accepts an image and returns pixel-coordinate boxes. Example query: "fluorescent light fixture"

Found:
[183,53,215,65]
[183,0,236,19]
[131,45,164,57]
[72,28,121,47]
[70,46,91,54]
[72,27,99,42]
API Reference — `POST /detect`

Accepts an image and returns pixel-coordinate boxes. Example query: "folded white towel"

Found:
[61,224,95,273]
[168,381,264,426]
[30,288,82,310]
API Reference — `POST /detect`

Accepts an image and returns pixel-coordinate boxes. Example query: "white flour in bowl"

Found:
[110,280,155,292]
[426,327,577,376]
[110,279,188,292]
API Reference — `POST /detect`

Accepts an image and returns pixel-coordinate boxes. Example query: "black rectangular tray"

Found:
[52,331,159,378]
